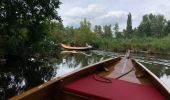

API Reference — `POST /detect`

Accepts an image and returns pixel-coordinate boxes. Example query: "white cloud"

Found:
[59,0,170,30]
[102,11,127,18]
[153,4,170,19]
[61,4,130,30]
[65,4,105,19]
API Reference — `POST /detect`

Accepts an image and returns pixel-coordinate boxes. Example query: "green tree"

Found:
[164,20,170,35]
[113,23,122,38]
[138,14,166,37]
[0,0,61,55]
[150,15,166,37]
[138,15,151,36]
[47,21,65,43]
[79,19,91,33]
[103,25,112,38]
[65,26,75,42]
[125,13,133,38]
[73,19,93,46]
[94,25,103,36]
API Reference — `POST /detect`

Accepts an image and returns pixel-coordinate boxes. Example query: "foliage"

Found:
[125,13,133,38]
[138,15,151,36]
[113,23,122,38]
[164,20,170,36]
[94,25,103,36]
[48,16,170,53]
[0,0,61,56]
[138,14,166,37]
[52,16,170,53]
[103,24,112,38]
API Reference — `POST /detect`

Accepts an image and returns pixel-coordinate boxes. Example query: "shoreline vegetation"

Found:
[55,13,170,55]
[94,35,170,54]
[0,1,170,61]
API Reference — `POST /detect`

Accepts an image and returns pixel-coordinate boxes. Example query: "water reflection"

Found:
[54,51,108,77]
[131,53,170,88]
[141,62,170,87]
[0,73,26,100]
[0,51,108,99]
[0,59,57,100]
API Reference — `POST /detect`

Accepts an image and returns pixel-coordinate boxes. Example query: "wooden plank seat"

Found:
[64,75,164,100]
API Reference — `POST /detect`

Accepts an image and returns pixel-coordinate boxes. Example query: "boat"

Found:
[61,43,92,51]
[10,51,170,100]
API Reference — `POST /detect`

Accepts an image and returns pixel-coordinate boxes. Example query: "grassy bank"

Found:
[89,34,170,54]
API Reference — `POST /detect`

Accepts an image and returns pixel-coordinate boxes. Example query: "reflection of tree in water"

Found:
[0,59,57,99]
[0,51,109,99]
[0,72,26,100]
[18,60,56,88]
[164,67,170,76]
[142,63,170,78]
[59,53,107,68]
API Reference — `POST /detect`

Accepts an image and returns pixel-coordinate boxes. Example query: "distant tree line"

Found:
[93,13,170,39]
[59,13,170,52]
[65,13,170,42]
[62,12,170,41]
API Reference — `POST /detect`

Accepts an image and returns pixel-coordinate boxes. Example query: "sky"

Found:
[58,0,170,30]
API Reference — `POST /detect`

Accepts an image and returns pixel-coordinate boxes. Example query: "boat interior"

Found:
[10,54,170,100]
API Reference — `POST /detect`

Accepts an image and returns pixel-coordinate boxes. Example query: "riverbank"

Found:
[91,34,170,54]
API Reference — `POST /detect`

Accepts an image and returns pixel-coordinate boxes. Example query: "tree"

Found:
[164,20,170,35]
[0,0,61,55]
[150,15,166,37]
[94,25,103,36]
[103,25,112,38]
[79,19,91,33]
[125,13,133,38]
[138,14,166,37]
[113,23,121,38]
[73,19,93,46]
[47,21,65,43]
[138,16,151,36]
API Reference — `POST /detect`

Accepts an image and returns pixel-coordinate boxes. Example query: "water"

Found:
[131,53,170,87]
[0,50,170,99]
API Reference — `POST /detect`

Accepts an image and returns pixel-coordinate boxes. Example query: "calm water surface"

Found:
[0,50,170,99]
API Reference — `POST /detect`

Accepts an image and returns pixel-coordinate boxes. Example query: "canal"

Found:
[0,50,170,99]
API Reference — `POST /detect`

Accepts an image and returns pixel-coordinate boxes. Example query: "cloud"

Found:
[153,4,170,19]
[90,11,129,29]
[59,0,170,30]
[65,4,105,19]
[60,4,130,30]
[102,11,127,18]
